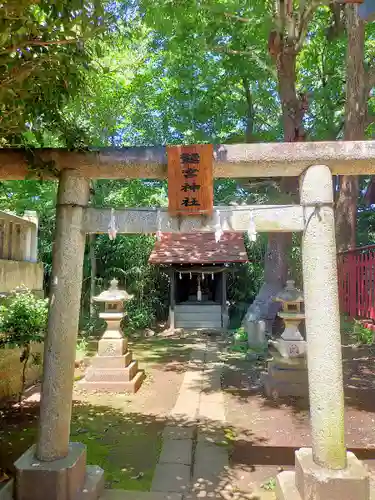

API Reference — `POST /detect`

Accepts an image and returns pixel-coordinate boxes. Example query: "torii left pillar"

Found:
[13,170,104,500]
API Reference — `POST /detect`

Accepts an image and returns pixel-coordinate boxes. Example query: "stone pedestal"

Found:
[262,351,308,399]
[14,443,104,500]
[78,279,145,393]
[79,332,144,393]
[276,448,370,500]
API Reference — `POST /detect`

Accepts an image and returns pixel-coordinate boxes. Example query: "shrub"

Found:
[352,320,374,345]
[233,326,248,343]
[0,288,48,403]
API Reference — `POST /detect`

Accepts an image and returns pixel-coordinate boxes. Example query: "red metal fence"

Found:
[337,245,375,320]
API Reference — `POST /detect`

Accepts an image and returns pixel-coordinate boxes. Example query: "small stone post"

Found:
[276,165,370,500]
[36,171,89,461]
[23,210,39,263]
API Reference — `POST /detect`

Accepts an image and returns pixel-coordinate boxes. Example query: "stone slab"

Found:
[162,425,195,441]
[199,401,226,422]
[193,441,229,484]
[151,463,191,493]
[275,471,301,500]
[78,370,145,393]
[158,439,193,465]
[171,394,200,420]
[90,352,132,369]
[268,366,308,384]
[262,374,308,399]
[14,443,104,500]
[0,480,14,500]
[82,465,105,500]
[295,448,370,500]
[197,430,227,446]
[200,391,225,405]
[84,360,138,382]
[101,490,182,500]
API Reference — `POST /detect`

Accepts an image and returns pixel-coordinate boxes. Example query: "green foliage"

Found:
[261,477,276,491]
[352,320,374,345]
[0,288,48,401]
[0,288,48,349]
[0,0,118,146]
[341,315,374,345]
[233,327,248,343]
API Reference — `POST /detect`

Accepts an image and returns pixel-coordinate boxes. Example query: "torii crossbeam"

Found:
[8,141,375,500]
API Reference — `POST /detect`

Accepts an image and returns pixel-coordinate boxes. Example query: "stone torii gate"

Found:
[3,141,375,500]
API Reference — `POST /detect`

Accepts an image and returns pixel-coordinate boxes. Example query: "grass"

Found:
[70,404,163,490]
[1,333,194,490]
[0,402,163,491]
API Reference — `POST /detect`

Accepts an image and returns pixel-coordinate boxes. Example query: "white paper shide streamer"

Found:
[247,211,257,242]
[214,209,223,243]
[108,208,118,241]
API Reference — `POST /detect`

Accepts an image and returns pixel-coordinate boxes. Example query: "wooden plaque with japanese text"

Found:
[167,144,214,216]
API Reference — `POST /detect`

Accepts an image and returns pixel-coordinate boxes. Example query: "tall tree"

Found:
[335,5,366,251]
[0,0,112,146]
[335,8,374,251]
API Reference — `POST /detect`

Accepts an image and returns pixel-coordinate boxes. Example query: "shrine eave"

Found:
[148,232,248,265]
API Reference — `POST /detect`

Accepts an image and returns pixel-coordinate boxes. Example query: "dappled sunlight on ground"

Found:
[1,332,375,499]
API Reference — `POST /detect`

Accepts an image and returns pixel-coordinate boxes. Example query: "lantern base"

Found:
[78,369,145,394]
[78,344,145,394]
[262,354,308,400]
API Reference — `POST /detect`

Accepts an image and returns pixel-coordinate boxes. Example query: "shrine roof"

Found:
[148,232,248,265]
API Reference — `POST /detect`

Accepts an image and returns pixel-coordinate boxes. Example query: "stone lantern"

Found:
[262,280,308,400]
[272,280,306,358]
[79,278,145,393]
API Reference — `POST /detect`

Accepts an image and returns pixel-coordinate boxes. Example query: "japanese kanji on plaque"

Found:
[167,144,214,216]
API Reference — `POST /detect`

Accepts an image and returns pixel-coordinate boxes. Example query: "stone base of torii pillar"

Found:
[276,448,369,500]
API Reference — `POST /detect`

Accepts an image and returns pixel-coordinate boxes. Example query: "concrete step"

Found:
[80,465,105,500]
[275,471,301,500]
[89,352,132,369]
[78,369,145,393]
[175,321,222,329]
[84,360,138,383]
[0,479,13,500]
[175,305,221,313]
[176,312,222,321]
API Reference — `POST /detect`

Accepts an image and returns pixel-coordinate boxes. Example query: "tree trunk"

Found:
[335,5,366,252]
[243,47,303,341]
[89,234,97,318]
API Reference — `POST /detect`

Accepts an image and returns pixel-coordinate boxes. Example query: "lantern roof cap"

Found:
[93,278,133,303]
[274,280,304,303]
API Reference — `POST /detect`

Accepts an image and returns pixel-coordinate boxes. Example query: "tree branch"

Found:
[0,38,79,56]
[212,46,276,78]
[296,0,330,52]
[223,12,252,23]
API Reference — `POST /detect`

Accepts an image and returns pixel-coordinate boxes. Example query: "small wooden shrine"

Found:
[149,231,248,330]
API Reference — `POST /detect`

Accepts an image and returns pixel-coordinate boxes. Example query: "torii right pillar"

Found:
[276,165,370,500]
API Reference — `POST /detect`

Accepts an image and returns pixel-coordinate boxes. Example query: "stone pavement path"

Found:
[150,340,241,500]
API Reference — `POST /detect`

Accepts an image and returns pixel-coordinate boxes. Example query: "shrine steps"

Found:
[175,304,222,329]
